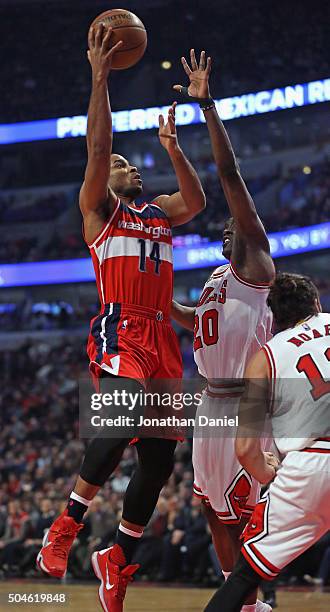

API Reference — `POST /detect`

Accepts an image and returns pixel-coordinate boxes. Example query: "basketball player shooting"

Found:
[171,50,275,612]
[204,273,330,611]
[37,27,205,612]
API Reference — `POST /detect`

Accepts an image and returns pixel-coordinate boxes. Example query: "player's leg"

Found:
[91,320,181,609]
[205,509,259,608]
[193,425,262,610]
[108,437,177,566]
[205,451,330,611]
[91,437,177,611]
[37,435,129,578]
[204,553,263,612]
[37,375,144,578]
[202,502,235,572]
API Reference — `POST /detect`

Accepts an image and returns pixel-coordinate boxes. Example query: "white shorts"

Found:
[192,392,261,524]
[242,444,330,580]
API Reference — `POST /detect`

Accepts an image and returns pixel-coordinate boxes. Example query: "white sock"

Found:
[256,601,270,611]
[222,571,231,581]
[69,491,92,507]
[118,523,143,538]
[241,605,257,612]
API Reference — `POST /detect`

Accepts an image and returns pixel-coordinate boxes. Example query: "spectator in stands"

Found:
[132,496,169,579]
[0,500,31,574]
[18,498,55,576]
[158,495,211,582]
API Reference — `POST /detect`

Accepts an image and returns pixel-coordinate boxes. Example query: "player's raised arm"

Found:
[235,350,279,485]
[171,300,195,331]
[155,102,206,226]
[79,25,122,224]
[174,50,275,284]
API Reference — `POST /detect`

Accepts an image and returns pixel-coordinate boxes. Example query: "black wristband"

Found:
[200,101,215,111]
[178,86,215,110]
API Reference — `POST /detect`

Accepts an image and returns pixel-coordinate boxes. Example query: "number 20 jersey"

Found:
[194,263,273,380]
[87,199,173,313]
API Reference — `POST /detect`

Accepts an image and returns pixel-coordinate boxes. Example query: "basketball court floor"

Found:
[1,581,329,611]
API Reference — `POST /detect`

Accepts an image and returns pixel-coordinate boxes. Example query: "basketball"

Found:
[89,8,147,70]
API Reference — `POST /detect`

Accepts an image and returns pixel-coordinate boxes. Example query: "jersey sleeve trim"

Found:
[149,202,167,213]
[210,265,230,279]
[230,262,270,290]
[85,198,120,249]
[150,199,173,226]
[262,344,276,414]
[262,344,276,380]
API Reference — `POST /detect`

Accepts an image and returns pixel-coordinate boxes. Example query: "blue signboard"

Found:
[0,223,329,288]
[1,78,329,145]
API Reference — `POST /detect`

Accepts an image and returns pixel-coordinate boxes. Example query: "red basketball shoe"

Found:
[37,509,83,578]
[91,546,139,612]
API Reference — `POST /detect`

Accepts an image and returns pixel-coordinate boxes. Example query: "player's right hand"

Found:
[173,49,212,100]
[264,451,281,471]
[87,25,123,79]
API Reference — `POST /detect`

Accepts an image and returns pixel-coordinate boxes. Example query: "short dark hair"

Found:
[267,273,319,330]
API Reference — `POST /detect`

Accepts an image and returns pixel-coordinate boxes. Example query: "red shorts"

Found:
[87,302,183,384]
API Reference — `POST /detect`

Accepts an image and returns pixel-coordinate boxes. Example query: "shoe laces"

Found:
[114,573,134,601]
[52,524,83,559]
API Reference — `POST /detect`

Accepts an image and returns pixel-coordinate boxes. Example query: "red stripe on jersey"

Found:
[262,344,276,414]
[250,543,280,574]
[230,262,270,290]
[302,448,330,453]
[241,547,275,581]
[86,201,173,312]
[207,380,245,388]
[206,390,244,399]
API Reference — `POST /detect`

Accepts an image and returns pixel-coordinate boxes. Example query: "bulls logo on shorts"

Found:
[242,497,268,543]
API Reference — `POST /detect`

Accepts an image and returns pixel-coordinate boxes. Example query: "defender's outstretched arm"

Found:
[175,50,275,284]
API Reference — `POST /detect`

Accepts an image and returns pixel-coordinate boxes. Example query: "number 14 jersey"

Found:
[194,263,273,380]
[86,199,173,314]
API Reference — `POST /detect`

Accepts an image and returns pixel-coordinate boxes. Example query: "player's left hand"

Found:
[173,49,212,100]
[158,102,179,152]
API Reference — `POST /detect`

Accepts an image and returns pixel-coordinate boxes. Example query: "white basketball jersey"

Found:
[263,312,330,454]
[194,263,273,382]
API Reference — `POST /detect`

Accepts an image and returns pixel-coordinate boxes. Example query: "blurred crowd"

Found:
[0,337,215,583]
[0,337,329,586]
[184,158,330,238]
[1,0,329,592]
[1,274,330,336]
[1,158,329,264]
[1,0,329,122]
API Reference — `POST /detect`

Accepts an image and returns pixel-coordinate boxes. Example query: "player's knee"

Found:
[142,453,174,485]
[158,454,175,483]
[232,552,261,588]
[138,439,176,485]
[80,437,127,486]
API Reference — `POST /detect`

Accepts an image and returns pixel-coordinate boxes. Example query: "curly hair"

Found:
[267,272,319,330]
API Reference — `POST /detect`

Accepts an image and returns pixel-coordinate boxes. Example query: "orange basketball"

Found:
[89,8,147,70]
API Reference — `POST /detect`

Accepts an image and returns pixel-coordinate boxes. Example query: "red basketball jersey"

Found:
[85,198,173,314]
